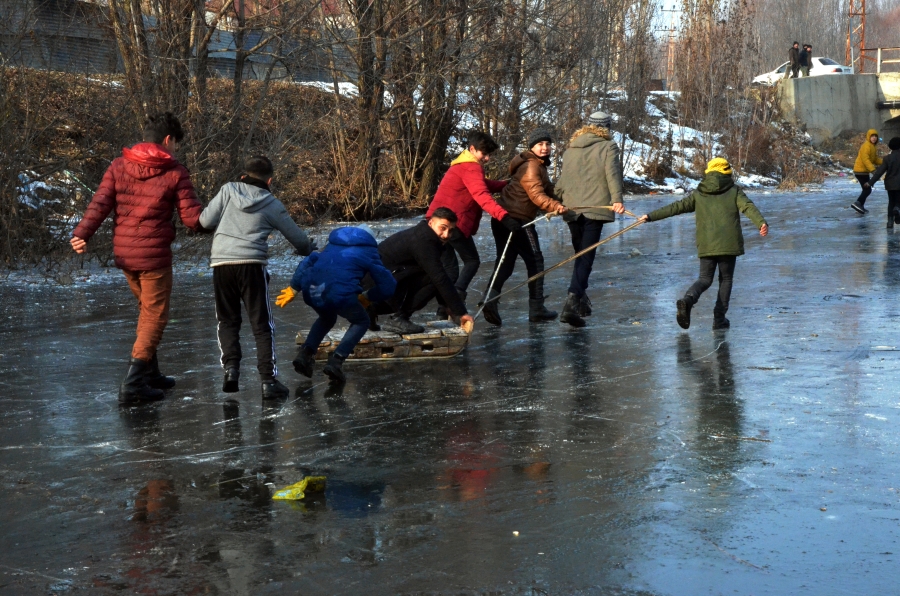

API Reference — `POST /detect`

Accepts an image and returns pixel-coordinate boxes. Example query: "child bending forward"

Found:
[277,225,396,383]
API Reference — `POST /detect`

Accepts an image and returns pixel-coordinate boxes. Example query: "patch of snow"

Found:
[645,98,665,118]
[17,172,65,209]
[87,77,124,89]
[295,81,359,98]
[737,174,778,188]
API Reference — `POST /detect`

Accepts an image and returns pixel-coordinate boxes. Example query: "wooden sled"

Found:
[295,320,470,362]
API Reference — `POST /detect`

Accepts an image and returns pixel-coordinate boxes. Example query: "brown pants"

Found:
[122,267,173,361]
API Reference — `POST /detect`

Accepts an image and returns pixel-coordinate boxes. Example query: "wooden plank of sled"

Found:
[305,320,470,362]
[401,332,443,340]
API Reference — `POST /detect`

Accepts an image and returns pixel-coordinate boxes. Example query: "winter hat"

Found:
[526,128,553,150]
[705,157,733,176]
[356,223,376,239]
[588,111,612,128]
[889,137,900,151]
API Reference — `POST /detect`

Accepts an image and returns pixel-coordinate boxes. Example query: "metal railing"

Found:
[860,47,900,74]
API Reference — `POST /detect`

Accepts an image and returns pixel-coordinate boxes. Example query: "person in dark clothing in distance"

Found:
[799,44,811,77]
[199,156,315,400]
[372,207,475,334]
[867,137,900,228]
[786,42,800,79]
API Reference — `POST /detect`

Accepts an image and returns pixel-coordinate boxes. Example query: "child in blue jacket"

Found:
[276,224,396,383]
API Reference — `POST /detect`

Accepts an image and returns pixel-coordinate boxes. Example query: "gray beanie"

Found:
[588,111,612,127]
[526,127,553,150]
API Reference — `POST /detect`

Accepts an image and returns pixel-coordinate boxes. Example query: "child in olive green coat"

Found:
[639,158,769,330]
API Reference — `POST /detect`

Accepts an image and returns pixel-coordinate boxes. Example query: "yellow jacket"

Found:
[854,129,883,173]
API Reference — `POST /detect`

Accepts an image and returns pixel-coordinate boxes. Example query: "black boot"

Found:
[560,293,586,327]
[381,314,425,334]
[577,294,592,317]
[145,353,176,389]
[323,352,346,384]
[713,307,730,330]
[529,298,558,321]
[261,378,290,400]
[222,367,240,393]
[482,289,502,326]
[293,345,316,378]
[676,297,693,330]
[527,276,556,322]
[119,358,165,404]
[366,305,380,331]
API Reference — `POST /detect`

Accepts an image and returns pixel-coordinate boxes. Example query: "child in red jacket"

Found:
[426,132,520,315]
[70,112,204,404]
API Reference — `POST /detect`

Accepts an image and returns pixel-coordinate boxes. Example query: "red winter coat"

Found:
[72,143,203,271]
[426,154,508,238]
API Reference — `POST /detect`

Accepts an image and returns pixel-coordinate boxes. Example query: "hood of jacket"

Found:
[450,149,481,167]
[867,129,879,142]
[507,151,543,176]
[328,226,378,248]
[121,143,179,180]
[568,125,612,148]
[229,181,276,213]
[697,171,735,194]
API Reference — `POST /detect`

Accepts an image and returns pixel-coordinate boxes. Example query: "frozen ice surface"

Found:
[2,178,900,594]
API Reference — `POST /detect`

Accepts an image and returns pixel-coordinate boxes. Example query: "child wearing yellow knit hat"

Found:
[639,158,769,330]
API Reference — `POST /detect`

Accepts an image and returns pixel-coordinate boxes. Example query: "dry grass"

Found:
[0,67,427,270]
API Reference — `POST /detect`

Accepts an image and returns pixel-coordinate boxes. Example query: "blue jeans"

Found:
[302,300,370,358]
[567,216,605,297]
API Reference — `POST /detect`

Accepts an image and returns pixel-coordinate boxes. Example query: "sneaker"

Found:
[850,202,867,214]
[676,299,692,330]
[261,378,290,400]
[222,367,240,393]
[712,317,731,330]
[381,314,425,335]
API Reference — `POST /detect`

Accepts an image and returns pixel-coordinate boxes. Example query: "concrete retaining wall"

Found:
[778,73,900,145]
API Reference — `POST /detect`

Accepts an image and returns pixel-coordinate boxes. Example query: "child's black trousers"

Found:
[214,264,277,380]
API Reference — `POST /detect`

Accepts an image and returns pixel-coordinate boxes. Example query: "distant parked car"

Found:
[752,57,853,86]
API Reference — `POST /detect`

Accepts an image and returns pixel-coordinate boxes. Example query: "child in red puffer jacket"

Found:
[70,112,204,404]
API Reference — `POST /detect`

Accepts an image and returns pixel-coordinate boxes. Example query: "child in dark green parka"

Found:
[639,158,769,330]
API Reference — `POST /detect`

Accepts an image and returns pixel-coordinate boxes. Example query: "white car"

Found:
[752,57,853,86]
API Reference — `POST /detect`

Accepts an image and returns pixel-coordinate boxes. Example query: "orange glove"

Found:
[358,292,371,309]
[275,286,297,308]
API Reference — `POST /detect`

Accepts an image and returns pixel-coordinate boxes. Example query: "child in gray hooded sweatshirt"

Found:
[200,156,314,399]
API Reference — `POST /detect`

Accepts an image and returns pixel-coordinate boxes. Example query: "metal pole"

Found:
[479,218,647,310]
[476,212,555,312]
